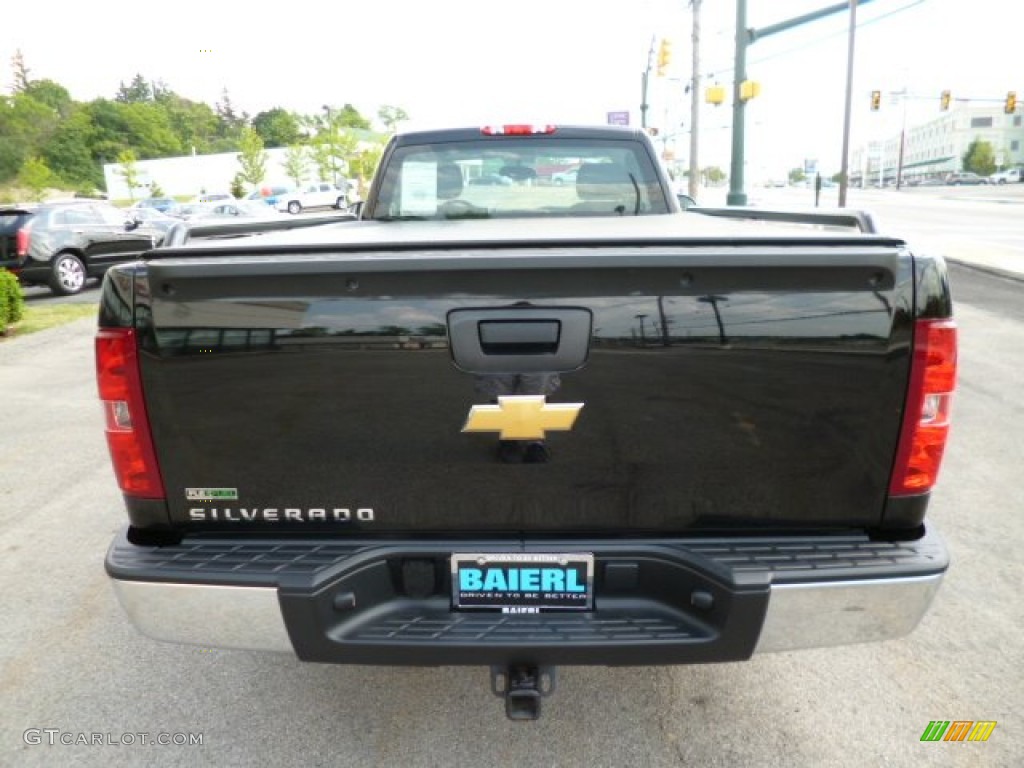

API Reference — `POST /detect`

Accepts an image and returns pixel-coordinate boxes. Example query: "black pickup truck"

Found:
[99,125,956,720]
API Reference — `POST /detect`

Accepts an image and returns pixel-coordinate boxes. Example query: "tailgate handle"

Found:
[448,307,592,374]
[479,320,559,355]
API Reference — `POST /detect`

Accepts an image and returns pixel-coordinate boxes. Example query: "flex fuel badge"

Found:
[186,488,239,501]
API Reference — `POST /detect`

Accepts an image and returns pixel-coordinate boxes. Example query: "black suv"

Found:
[0,200,163,295]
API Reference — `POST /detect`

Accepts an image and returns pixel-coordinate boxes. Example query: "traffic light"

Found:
[740,80,761,102]
[656,39,672,77]
[705,85,726,106]
[940,90,951,111]
[1005,91,1017,114]
[870,90,881,111]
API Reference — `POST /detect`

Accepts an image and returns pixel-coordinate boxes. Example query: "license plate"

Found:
[451,553,594,613]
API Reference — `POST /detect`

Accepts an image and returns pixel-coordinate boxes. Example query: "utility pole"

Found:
[641,36,655,129]
[838,0,857,206]
[688,0,702,199]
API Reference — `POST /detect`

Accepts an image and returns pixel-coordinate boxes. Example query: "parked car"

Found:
[167,202,216,220]
[988,167,1023,184]
[467,173,514,187]
[0,200,163,295]
[944,172,988,186]
[247,185,292,206]
[550,168,579,185]
[190,192,236,204]
[207,200,283,218]
[276,181,350,214]
[132,197,177,214]
[126,206,180,235]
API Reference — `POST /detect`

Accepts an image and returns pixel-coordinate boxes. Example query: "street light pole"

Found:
[728,0,876,207]
[726,0,748,206]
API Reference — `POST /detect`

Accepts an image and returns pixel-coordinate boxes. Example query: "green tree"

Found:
[155,91,220,155]
[0,94,57,182]
[18,156,56,201]
[11,49,30,92]
[788,168,806,185]
[377,105,409,134]
[0,268,26,327]
[214,88,248,149]
[282,144,309,186]
[237,126,268,189]
[116,149,141,200]
[230,172,246,199]
[252,108,301,148]
[41,106,99,187]
[116,74,153,103]
[308,139,334,183]
[84,99,183,162]
[24,79,72,116]
[328,103,371,130]
[348,144,385,195]
[703,166,726,184]
[962,139,996,176]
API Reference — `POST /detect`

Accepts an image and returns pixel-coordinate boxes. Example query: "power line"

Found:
[701,0,929,79]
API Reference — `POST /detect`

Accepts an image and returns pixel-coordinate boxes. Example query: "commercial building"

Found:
[851,103,1023,186]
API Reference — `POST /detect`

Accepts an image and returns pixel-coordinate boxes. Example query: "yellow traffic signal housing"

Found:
[740,80,761,102]
[870,90,881,111]
[656,39,672,77]
[940,90,951,111]
[1006,91,1017,114]
[705,85,726,106]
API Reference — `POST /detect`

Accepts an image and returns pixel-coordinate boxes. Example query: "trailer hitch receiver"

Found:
[490,665,557,721]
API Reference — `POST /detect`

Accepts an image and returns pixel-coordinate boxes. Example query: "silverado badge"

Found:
[462,396,583,441]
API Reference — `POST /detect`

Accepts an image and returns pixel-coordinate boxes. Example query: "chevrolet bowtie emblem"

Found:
[462,396,584,441]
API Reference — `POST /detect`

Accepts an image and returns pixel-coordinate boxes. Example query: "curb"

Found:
[945,257,1024,284]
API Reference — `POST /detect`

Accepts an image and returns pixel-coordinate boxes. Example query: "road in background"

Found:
[701,183,1024,280]
[0,262,1020,766]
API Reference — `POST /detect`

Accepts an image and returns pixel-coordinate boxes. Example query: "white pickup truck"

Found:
[989,167,1022,184]
[276,181,351,214]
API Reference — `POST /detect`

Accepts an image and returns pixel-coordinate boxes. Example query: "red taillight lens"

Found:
[16,222,31,256]
[889,319,957,495]
[96,328,165,498]
[481,124,557,136]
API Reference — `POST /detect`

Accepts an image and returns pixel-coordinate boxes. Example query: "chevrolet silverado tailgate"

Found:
[130,223,915,535]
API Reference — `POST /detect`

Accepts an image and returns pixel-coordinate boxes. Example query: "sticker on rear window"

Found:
[400,161,439,215]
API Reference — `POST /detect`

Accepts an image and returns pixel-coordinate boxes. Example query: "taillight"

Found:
[481,124,557,136]
[95,328,165,498]
[16,222,31,256]
[889,319,957,495]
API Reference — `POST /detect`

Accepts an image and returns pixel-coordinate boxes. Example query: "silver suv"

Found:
[276,182,351,214]
[945,172,988,186]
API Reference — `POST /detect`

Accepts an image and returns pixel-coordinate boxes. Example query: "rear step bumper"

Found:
[106,528,948,665]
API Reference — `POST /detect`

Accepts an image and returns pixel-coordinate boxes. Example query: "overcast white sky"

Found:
[2,0,1016,178]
